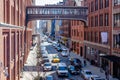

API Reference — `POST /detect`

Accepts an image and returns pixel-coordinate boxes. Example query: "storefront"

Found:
[85,46,100,66]
[100,55,120,79]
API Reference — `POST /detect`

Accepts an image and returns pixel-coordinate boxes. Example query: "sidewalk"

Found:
[20,45,39,80]
[60,44,118,80]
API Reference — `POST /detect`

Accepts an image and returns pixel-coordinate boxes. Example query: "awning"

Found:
[100,55,120,63]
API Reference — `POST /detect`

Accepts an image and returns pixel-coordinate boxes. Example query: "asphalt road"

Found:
[40,42,83,80]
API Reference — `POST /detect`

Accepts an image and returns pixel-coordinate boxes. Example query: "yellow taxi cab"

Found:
[52,55,60,63]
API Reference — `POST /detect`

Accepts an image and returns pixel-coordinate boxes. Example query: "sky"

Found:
[35,0,63,5]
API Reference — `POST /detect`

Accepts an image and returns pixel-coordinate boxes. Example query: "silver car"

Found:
[81,70,93,80]
[90,75,105,80]
[43,62,52,71]
[61,49,69,57]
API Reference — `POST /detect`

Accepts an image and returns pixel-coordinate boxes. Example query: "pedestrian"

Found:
[84,60,87,67]
[105,71,110,80]
[105,71,107,79]
[100,66,103,73]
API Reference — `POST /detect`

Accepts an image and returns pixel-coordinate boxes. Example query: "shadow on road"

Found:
[23,66,42,72]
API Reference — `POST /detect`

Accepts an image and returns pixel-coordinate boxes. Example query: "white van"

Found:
[56,63,68,77]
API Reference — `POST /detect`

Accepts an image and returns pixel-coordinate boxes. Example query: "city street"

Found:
[40,41,83,80]
[20,36,119,80]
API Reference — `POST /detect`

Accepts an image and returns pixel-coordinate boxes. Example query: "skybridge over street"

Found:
[25,6,88,26]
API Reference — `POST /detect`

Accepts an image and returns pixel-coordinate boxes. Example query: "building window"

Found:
[105,0,109,8]
[95,15,98,26]
[104,13,109,26]
[88,3,90,13]
[84,31,86,40]
[91,1,94,12]
[99,0,103,9]
[113,34,120,48]
[91,16,94,27]
[100,32,108,45]
[77,21,79,25]
[95,32,98,43]
[95,0,98,11]
[91,32,93,41]
[77,30,79,36]
[99,14,103,26]
[114,13,120,27]
[114,0,120,6]
[74,30,76,36]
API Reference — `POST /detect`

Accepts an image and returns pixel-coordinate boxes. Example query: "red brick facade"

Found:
[60,0,75,47]
[71,20,85,57]
[83,0,120,78]
[0,0,33,80]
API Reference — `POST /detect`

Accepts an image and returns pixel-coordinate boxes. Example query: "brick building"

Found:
[60,0,75,47]
[0,0,34,80]
[69,0,86,57]
[83,0,120,79]
[71,20,85,57]
[112,0,120,78]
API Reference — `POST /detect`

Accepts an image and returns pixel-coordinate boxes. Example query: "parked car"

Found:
[56,46,62,52]
[42,54,48,58]
[61,49,69,57]
[40,46,46,51]
[43,62,52,71]
[68,65,80,75]
[42,58,49,64]
[47,38,52,43]
[52,55,60,63]
[56,63,69,77]
[90,75,106,80]
[41,50,48,54]
[30,46,34,50]
[45,75,53,80]
[81,70,93,80]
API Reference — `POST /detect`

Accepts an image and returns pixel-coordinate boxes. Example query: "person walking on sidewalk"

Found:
[84,59,87,67]
[105,66,110,80]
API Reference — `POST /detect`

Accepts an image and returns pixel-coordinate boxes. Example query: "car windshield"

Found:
[53,56,59,58]
[44,63,51,66]
[96,79,105,80]
[46,76,53,80]
[86,71,92,75]
[42,56,48,58]
[59,66,67,70]
[70,66,75,70]
[62,50,67,53]
[43,59,49,62]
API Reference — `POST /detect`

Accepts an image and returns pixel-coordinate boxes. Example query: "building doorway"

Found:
[113,62,120,79]
[80,47,83,57]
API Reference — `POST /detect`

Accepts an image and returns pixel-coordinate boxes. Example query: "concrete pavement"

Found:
[20,45,39,80]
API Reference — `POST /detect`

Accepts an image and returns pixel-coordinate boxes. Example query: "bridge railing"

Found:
[26,6,88,16]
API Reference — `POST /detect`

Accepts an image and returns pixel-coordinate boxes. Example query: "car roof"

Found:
[83,70,92,72]
[44,62,51,64]
[43,58,49,60]
[91,75,100,78]
[46,75,53,80]
[58,63,66,66]
[62,48,68,50]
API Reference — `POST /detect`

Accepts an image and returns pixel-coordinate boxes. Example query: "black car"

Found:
[68,65,80,74]
[42,58,49,64]
[69,58,82,70]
